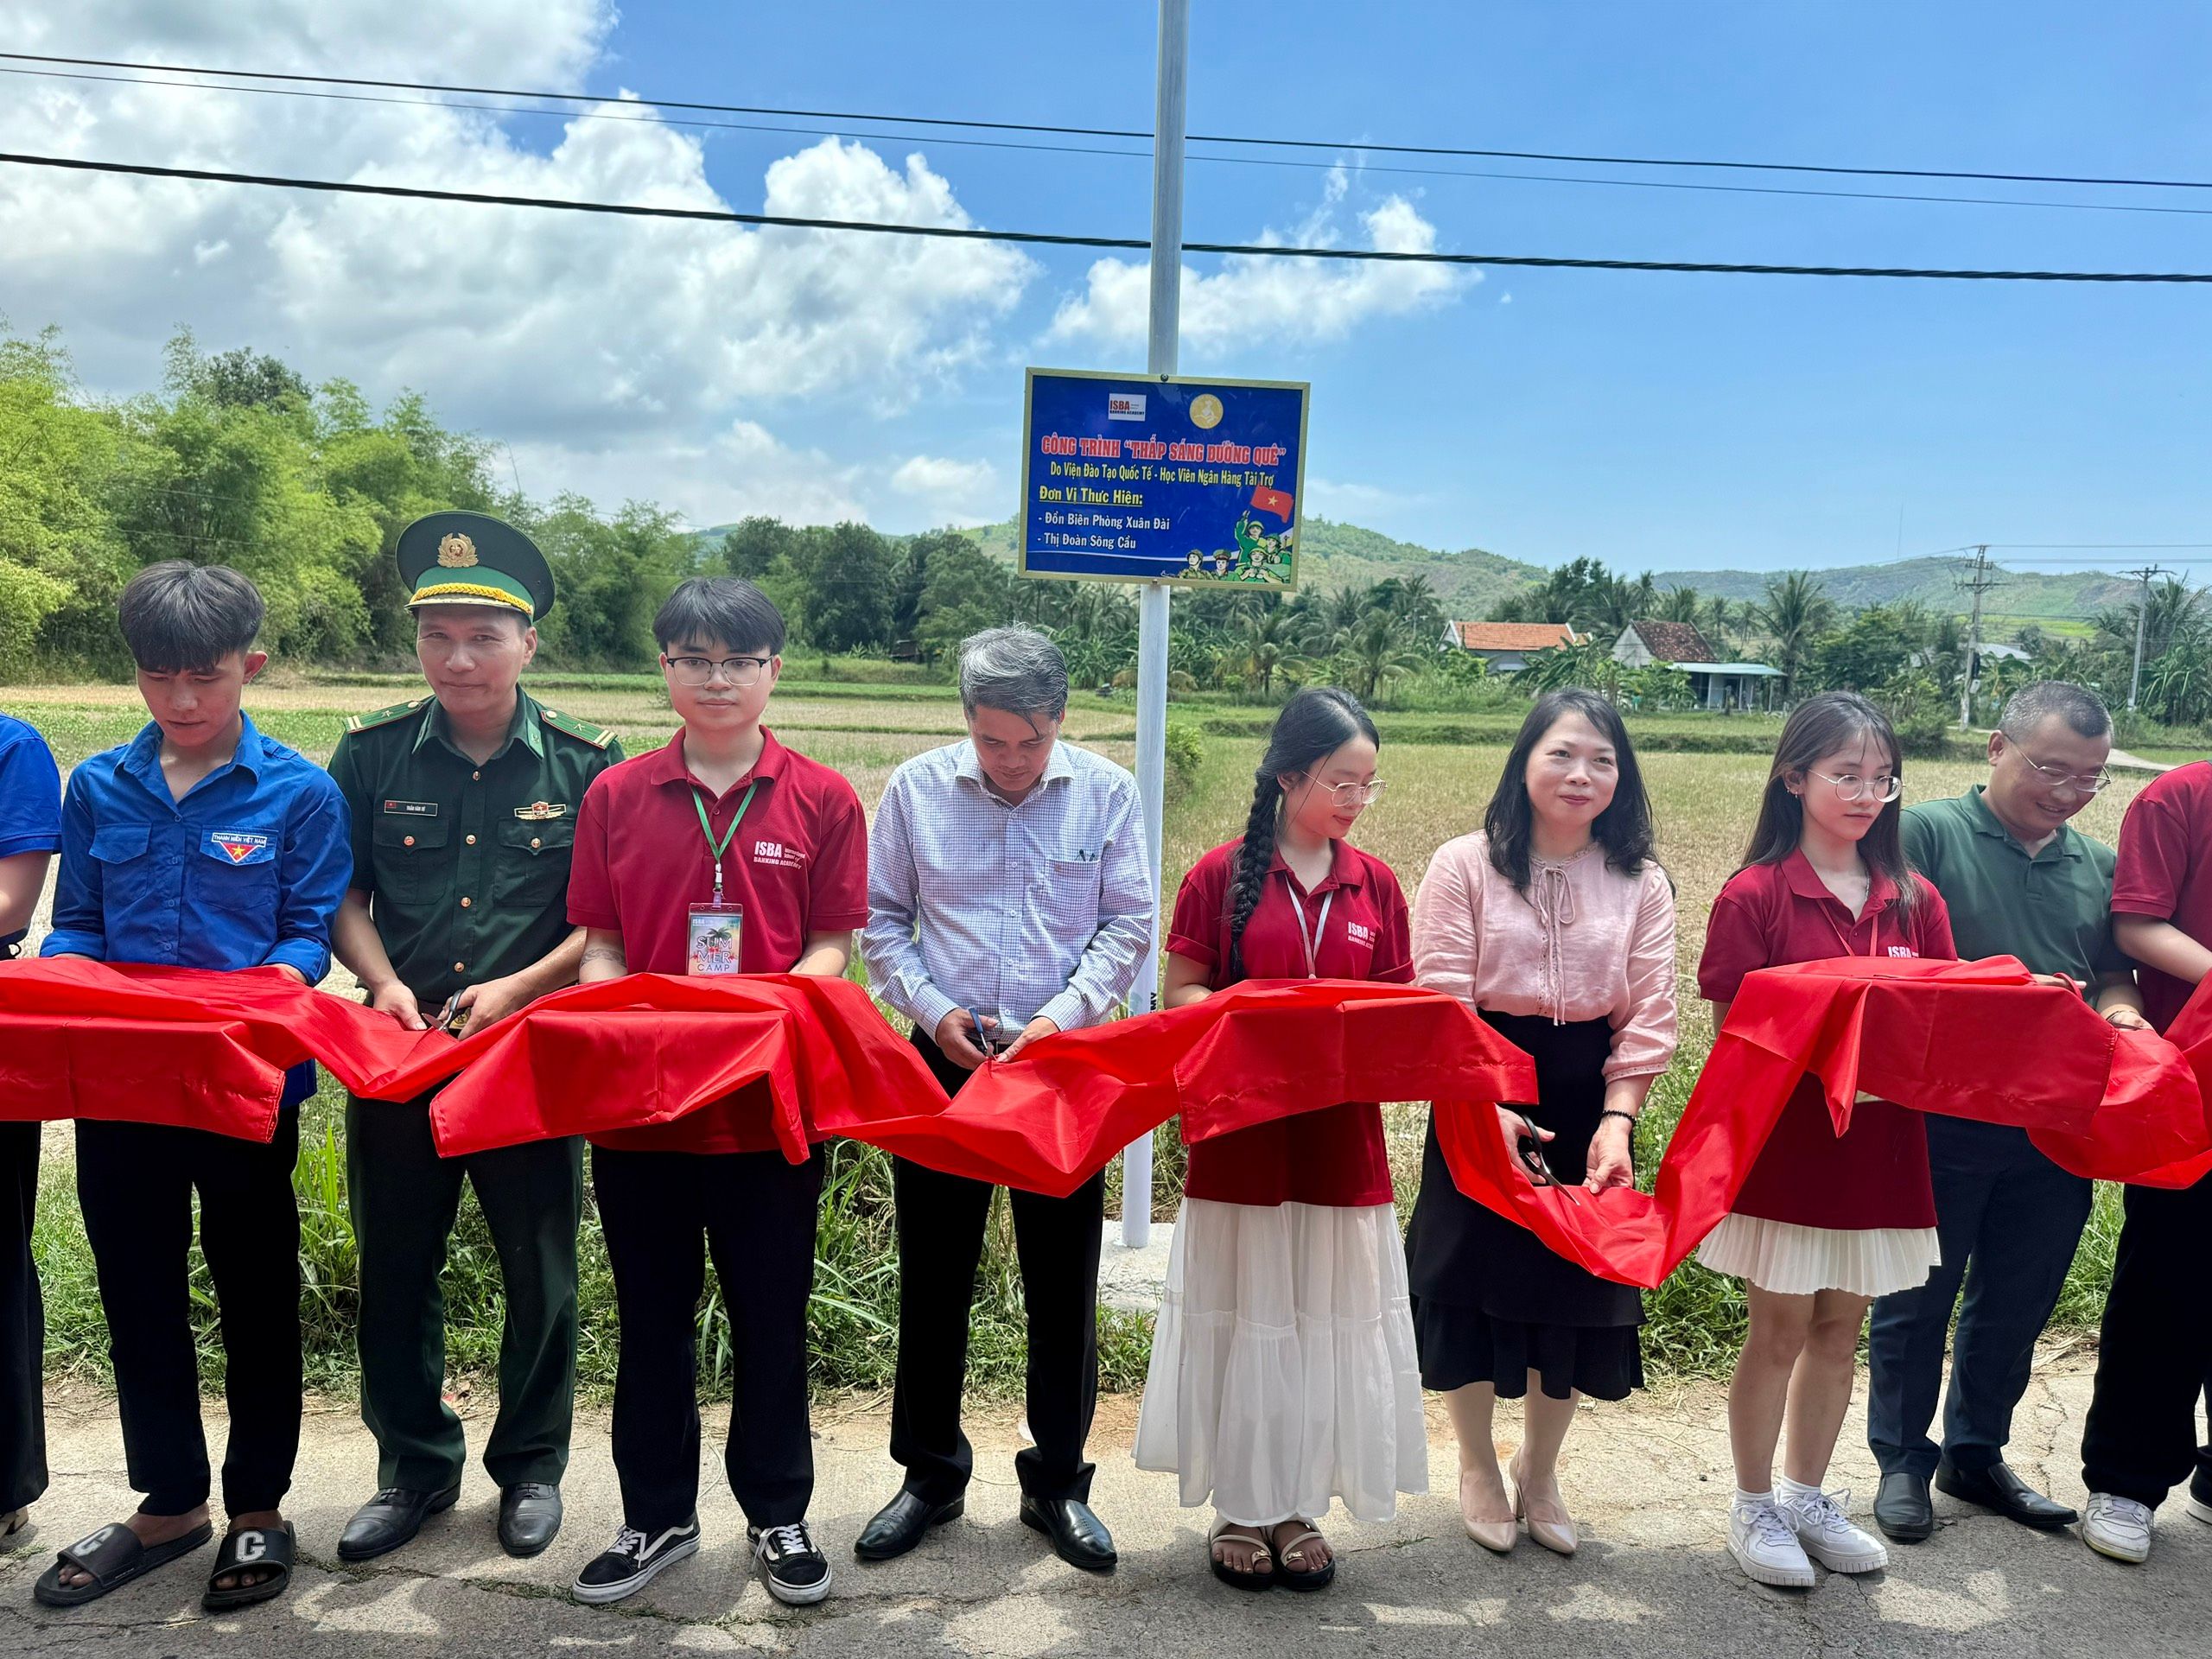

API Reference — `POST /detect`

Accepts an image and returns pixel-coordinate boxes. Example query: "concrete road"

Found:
[5,1357,2207,1657]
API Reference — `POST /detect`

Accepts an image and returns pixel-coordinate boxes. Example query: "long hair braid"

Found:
[1226,774,1283,981]
[1225,686,1380,980]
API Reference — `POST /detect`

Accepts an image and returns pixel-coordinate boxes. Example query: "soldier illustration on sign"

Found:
[325,512,623,1566]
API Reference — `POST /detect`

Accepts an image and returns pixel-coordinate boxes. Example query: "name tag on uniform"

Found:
[384,799,438,817]
[687,902,746,976]
[205,830,273,865]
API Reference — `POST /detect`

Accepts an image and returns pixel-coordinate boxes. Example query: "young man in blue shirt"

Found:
[0,713,62,1544]
[34,563,350,1612]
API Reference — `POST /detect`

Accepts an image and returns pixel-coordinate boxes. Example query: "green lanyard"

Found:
[691,779,759,906]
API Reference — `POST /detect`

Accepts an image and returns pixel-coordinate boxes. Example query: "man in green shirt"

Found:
[1867,681,2147,1544]
[326,513,622,1562]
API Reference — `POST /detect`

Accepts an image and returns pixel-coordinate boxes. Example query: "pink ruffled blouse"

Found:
[1411,830,1679,1082]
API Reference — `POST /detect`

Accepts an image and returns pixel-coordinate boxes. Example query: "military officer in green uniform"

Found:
[326,512,622,1563]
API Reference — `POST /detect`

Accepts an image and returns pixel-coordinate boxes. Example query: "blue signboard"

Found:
[1019,367,1310,588]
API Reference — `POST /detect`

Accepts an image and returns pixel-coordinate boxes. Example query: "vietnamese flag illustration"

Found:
[1250,485,1294,518]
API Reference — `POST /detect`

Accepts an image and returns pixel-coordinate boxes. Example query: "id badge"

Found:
[686,902,746,976]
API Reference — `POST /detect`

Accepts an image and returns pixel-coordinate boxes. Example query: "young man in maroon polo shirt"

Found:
[563,578,867,1607]
[2079,760,2212,1562]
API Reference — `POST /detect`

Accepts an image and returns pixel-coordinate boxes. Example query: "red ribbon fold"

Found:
[5,956,2209,1294]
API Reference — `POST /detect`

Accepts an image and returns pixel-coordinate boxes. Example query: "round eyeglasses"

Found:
[1808,770,1904,804]
[662,653,772,689]
[1301,777,1388,807]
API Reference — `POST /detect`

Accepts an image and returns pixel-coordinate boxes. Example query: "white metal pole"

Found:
[1122,0,1188,1250]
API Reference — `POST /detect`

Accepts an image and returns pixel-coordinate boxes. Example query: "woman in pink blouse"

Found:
[1404,690,1678,1558]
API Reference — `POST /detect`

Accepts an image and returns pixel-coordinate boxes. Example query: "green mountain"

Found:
[692,518,2134,640]
[1652,556,2139,632]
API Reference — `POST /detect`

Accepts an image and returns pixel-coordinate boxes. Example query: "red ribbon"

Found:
[5,957,2209,1294]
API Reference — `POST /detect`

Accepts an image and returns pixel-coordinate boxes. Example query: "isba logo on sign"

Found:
[1107,392,1146,422]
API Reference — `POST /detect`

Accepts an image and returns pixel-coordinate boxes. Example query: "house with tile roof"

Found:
[1611,619,1783,711]
[1440,619,1583,672]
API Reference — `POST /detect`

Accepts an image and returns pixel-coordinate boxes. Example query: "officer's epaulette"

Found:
[344,696,433,734]
[540,707,615,749]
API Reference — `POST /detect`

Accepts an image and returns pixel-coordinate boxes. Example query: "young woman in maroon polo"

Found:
[1695,691,1957,1592]
[1133,689,1423,1592]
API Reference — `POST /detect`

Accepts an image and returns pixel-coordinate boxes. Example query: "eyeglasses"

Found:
[663,654,772,688]
[2016,752,2113,796]
[1808,770,1904,804]
[1299,777,1388,807]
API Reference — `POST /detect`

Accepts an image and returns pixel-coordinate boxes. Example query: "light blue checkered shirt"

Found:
[862,738,1154,1038]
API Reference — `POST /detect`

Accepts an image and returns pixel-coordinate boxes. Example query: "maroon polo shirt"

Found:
[568,725,868,1153]
[2111,761,2212,1034]
[1698,849,1957,1230]
[1167,836,1414,1208]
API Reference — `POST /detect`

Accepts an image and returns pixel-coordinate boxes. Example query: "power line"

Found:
[8,149,2212,283]
[10,63,2212,221]
[8,49,2211,192]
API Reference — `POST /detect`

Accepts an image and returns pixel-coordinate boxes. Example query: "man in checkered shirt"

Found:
[858,626,1152,1575]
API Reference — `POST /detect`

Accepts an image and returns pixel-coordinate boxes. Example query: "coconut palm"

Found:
[1756,570,1837,696]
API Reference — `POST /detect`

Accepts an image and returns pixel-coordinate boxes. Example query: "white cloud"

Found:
[1046,168,1469,354]
[889,454,1002,525]
[0,1,1036,508]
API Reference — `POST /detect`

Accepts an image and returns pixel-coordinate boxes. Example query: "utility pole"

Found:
[2125,565,2162,710]
[1956,545,1998,729]
[1120,0,1188,1249]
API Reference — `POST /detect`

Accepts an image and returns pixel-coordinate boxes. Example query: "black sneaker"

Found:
[2188,1467,2212,1526]
[572,1518,701,1605]
[749,1520,832,1605]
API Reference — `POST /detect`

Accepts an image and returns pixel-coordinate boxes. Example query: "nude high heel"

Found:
[1510,1459,1579,1556]
[1459,1471,1517,1554]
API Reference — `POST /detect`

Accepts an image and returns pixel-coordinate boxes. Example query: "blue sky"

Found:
[8,2,2208,578]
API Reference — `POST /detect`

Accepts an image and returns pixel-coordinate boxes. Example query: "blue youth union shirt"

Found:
[41,714,353,1109]
[0,713,64,956]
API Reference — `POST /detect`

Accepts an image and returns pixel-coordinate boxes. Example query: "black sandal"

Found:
[1207,1519,1274,1591]
[1269,1520,1337,1591]
[34,1518,213,1607]
[203,1522,296,1611]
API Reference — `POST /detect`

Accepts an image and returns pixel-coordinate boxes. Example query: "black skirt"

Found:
[1403,1012,1644,1402]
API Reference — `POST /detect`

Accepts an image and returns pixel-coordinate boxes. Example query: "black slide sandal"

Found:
[34,1518,214,1607]
[203,1522,296,1611]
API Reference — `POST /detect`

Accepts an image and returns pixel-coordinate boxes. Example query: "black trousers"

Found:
[1866,1119,2094,1478]
[347,1090,582,1491]
[2081,1171,2212,1508]
[74,1114,302,1517]
[2,1122,44,1514]
[593,1143,822,1533]
[889,1030,1104,1504]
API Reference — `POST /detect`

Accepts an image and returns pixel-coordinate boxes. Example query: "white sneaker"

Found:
[1777,1484,1889,1574]
[2082,1493,2152,1563]
[1729,1495,1815,1588]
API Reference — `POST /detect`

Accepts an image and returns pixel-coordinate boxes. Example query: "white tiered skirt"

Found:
[1133,1198,1428,1526]
[1696,1213,1942,1298]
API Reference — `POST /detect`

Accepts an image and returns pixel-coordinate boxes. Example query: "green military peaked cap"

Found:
[396,511,556,622]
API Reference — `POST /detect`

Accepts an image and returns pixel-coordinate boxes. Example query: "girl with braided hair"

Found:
[1402,688,1677,1560]
[1133,687,1424,1592]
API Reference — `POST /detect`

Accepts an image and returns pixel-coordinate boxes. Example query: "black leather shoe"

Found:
[337,1484,462,1561]
[1019,1496,1116,1573]
[498,1483,563,1558]
[853,1490,965,1562]
[1936,1459,2078,1529]
[1874,1471,1935,1542]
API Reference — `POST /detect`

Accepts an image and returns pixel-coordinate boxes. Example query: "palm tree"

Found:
[1333,607,1428,701]
[1700,595,1737,654]
[1231,600,1302,698]
[1515,633,1620,696]
[1756,570,1837,696]
[1657,584,1703,625]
